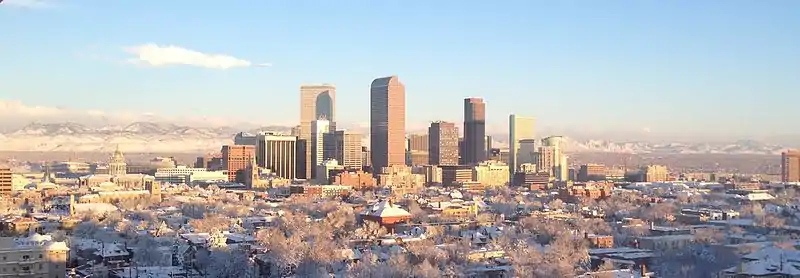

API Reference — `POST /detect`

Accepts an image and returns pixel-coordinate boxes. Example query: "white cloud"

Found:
[1,0,55,9]
[123,43,269,70]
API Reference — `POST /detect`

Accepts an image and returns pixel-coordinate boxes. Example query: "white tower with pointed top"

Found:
[108,146,127,176]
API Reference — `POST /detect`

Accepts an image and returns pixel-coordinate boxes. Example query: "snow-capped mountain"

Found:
[0,122,291,153]
[563,138,787,155]
[0,122,788,154]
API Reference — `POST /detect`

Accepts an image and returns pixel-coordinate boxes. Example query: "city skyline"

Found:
[1,1,799,141]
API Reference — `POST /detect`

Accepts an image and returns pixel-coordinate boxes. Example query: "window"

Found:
[39,254,42,258]
[22,255,30,260]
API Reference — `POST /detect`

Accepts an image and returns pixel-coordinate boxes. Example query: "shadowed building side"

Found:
[463,97,487,165]
[370,76,406,173]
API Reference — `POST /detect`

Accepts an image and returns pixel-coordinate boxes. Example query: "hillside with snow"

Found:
[0,122,788,155]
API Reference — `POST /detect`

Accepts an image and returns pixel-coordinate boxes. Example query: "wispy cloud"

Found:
[123,43,270,70]
[1,0,56,9]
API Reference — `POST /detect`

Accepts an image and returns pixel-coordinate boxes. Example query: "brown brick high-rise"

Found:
[222,145,255,183]
[782,150,800,182]
[370,76,406,173]
[463,97,486,165]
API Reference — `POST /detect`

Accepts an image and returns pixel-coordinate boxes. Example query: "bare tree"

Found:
[355,221,388,240]
[188,216,230,233]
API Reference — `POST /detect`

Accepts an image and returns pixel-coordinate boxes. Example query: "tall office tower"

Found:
[221,145,255,182]
[508,115,536,176]
[542,136,568,181]
[536,146,556,176]
[407,134,429,166]
[256,133,298,180]
[299,84,336,179]
[324,130,363,170]
[782,150,800,182]
[428,121,460,166]
[370,76,406,173]
[310,119,330,179]
[463,97,487,165]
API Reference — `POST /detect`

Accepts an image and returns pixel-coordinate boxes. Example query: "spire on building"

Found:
[108,145,127,176]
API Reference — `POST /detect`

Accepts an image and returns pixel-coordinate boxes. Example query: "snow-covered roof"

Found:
[363,199,411,218]
[73,203,119,214]
[44,241,69,251]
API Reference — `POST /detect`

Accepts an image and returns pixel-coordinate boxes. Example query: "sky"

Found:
[0,0,798,141]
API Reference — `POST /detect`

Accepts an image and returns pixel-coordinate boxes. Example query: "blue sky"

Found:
[0,0,798,140]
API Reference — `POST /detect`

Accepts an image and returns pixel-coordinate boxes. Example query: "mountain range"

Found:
[0,122,789,155]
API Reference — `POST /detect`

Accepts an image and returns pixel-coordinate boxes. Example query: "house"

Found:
[360,199,412,230]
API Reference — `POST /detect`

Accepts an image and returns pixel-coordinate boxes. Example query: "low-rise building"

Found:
[0,234,69,278]
[333,170,377,189]
[473,161,510,187]
[0,168,11,194]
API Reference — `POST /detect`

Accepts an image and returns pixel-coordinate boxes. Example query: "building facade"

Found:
[222,145,256,183]
[299,84,337,179]
[578,164,607,182]
[370,76,406,173]
[0,168,11,194]
[233,132,258,146]
[108,147,127,176]
[428,121,459,166]
[542,136,568,181]
[324,130,362,170]
[407,134,429,166]
[0,235,69,278]
[509,115,535,176]
[644,165,669,182]
[310,119,331,179]
[473,161,510,187]
[256,133,298,180]
[463,98,487,165]
[782,150,800,182]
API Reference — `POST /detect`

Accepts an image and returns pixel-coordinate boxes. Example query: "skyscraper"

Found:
[256,133,298,180]
[782,150,800,182]
[509,115,536,175]
[463,97,486,165]
[299,84,336,179]
[407,134,429,166]
[310,119,330,179]
[324,130,363,170]
[428,121,459,166]
[370,76,406,173]
[542,136,568,181]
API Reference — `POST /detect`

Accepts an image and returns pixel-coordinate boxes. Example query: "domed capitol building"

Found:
[77,146,156,190]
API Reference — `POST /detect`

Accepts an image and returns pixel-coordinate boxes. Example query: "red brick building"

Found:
[222,145,255,183]
[333,170,377,189]
[360,199,412,230]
